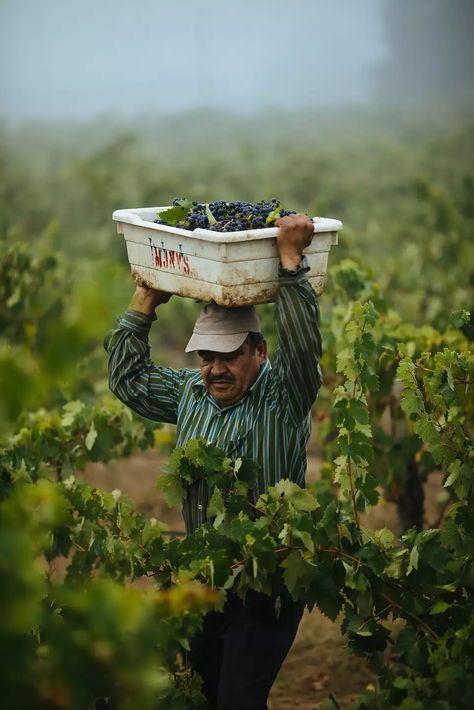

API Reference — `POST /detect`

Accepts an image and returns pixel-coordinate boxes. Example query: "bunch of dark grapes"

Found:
[155,199,297,233]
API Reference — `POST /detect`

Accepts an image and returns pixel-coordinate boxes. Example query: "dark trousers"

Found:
[189,591,304,710]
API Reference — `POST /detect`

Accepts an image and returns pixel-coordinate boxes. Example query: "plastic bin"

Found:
[113,206,341,306]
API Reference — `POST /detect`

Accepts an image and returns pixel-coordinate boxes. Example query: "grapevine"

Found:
[2,291,472,707]
[2,112,473,707]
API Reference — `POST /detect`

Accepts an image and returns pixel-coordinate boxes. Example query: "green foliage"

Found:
[157,199,194,227]
[157,437,259,517]
[1,110,473,707]
[0,226,137,429]
[1,290,472,706]
[0,397,156,499]
[397,348,473,500]
[0,232,65,345]
[319,258,471,535]
[0,475,222,709]
[2,383,472,706]
[323,291,473,708]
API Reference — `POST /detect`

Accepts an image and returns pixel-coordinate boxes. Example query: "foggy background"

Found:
[1,1,472,428]
[1,0,473,123]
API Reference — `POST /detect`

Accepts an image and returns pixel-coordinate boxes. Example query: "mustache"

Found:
[208,374,235,384]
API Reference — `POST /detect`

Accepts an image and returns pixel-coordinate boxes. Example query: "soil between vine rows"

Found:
[83,448,443,709]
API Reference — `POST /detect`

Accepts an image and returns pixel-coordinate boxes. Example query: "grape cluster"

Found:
[155,199,297,233]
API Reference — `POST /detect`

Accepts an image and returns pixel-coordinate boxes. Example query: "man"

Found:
[105,214,323,709]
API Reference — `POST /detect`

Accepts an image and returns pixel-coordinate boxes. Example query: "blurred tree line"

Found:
[375,0,474,103]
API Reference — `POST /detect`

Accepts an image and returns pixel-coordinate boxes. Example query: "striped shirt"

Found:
[104,263,322,533]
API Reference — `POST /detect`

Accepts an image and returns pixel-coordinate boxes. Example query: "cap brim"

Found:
[185,331,249,353]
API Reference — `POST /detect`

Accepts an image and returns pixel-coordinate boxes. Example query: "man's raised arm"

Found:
[104,285,187,423]
[269,214,323,425]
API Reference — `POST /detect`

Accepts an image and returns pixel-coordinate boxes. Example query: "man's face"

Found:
[198,338,267,407]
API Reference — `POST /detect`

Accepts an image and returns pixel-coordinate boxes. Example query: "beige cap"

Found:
[185,303,261,353]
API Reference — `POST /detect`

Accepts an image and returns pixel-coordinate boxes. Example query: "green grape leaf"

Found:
[293,529,315,554]
[444,459,461,488]
[205,204,217,226]
[265,206,282,224]
[244,528,277,586]
[281,550,306,595]
[373,528,395,549]
[157,199,193,227]
[334,396,369,430]
[208,488,225,528]
[338,431,373,464]
[449,309,470,329]
[234,456,259,487]
[271,479,319,511]
[142,518,168,544]
[308,559,345,621]
[156,471,186,508]
[336,348,358,380]
[85,422,97,451]
[430,600,452,615]
[61,400,85,427]
[407,545,419,575]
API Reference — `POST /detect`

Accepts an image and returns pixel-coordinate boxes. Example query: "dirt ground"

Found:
[83,447,443,710]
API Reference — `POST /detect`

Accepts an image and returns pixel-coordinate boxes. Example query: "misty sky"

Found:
[0,0,387,122]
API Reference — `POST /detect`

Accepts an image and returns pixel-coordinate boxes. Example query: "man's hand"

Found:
[275,214,314,271]
[128,279,172,316]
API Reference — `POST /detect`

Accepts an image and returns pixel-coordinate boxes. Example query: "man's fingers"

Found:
[132,273,153,290]
[132,273,172,302]
[276,214,314,245]
[275,213,314,230]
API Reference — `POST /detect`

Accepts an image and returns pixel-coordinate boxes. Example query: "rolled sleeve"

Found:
[104,309,189,424]
[269,258,323,425]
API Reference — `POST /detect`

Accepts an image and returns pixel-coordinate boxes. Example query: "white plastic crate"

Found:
[113,206,341,306]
